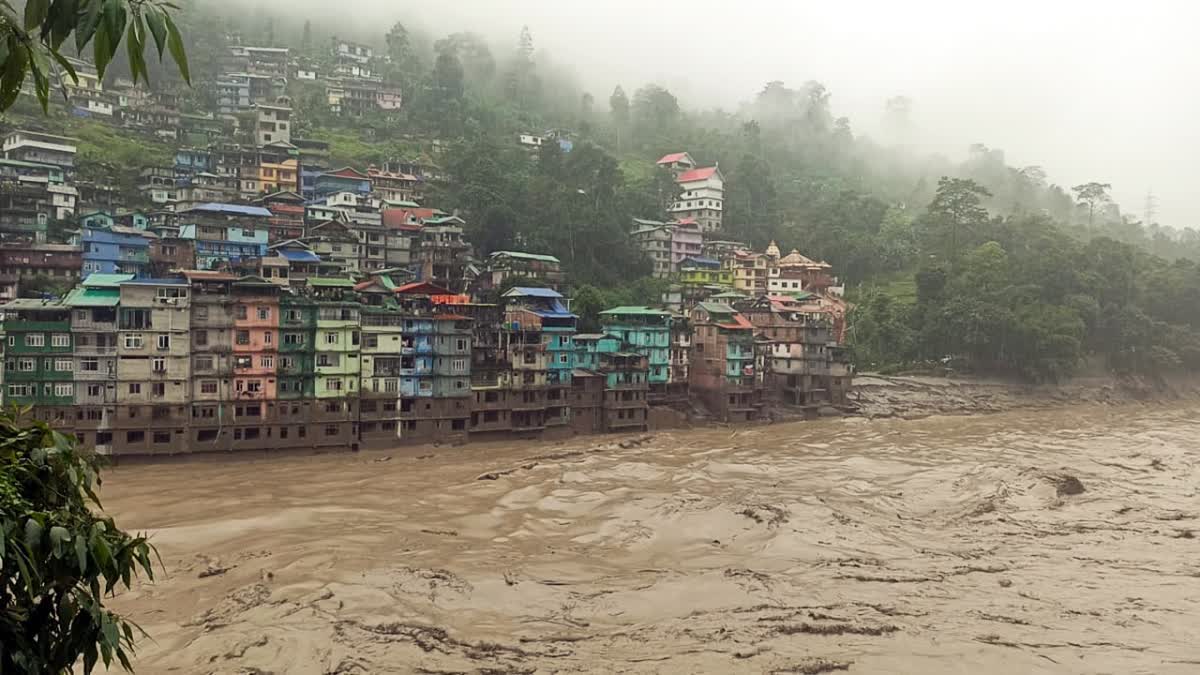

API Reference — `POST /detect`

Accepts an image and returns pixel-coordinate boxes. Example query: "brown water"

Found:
[103,404,1200,674]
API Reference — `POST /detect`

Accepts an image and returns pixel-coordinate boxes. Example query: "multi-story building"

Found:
[368,166,422,203]
[112,278,192,454]
[1,299,75,411]
[231,277,280,402]
[185,271,237,406]
[657,151,724,233]
[217,72,286,115]
[255,103,292,146]
[2,131,78,173]
[572,333,650,433]
[66,274,128,411]
[477,251,564,293]
[418,216,471,291]
[0,243,82,301]
[177,204,272,269]
[599,306,673,398]
[391,282,471,443]
[688,302,762,422]
[254,191,306,242]
[736,294,852,408]
[502,287,575,431]
[631,219,673,278]
[80,225,155,276]
[277,291,316,401]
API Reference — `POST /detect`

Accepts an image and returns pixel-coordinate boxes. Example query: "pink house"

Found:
[231,280,280,401]
[670,218,703,266]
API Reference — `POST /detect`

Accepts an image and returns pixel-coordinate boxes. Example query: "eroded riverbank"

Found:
[103,403,1200,673]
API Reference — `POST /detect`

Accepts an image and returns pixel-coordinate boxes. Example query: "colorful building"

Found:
[688,302,762,422]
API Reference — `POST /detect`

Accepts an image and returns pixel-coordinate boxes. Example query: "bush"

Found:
[0,408,157,673]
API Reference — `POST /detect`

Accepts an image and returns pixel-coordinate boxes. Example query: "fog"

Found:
[244,0,1200,228]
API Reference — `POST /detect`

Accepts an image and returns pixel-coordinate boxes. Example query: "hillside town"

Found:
[0,42,851,457]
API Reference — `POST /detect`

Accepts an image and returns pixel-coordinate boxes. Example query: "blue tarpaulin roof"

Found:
[281,249,321,262]
[185,203,273,217]
[532,299,577,319]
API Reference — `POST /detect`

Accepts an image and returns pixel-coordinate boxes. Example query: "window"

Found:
[52,358,72,372]
[124,334,143,349]
[285,309,301,322]
[7,384,31,397]
[264,332,273,345]
[152,358,166,373]
[327,378,343,391]
[197,429,218,442]
[236,331,250,345]
[325,425,338,436]
[351,332,360,346]
[456,338,467,351]
[153,431,171,444]
[257,307,270,320]
[195,355,213,371]
[151,383,165,397]
[51,334,70,347]
[235,355,252,369]
[247,380,262,393]
[280,356,294,369]
[80,357,99,372]
[25,334,44,347]
[156,287,187,299]
[261,356,274,369]
[86,384,102,397]
[54,383,73,397]
[17,358,34,372]
[128,383,141,394]
[452,358,466,372]
[284,333,306,345]
[280,427,289,439]
[157,335,170,351]
[194,306,208,320]
[324,332,338,345]
[126,431,144,443]
[201,380,218,394]
[365,335,378,349]
[559,354,569,364]
[194,330,208,346]
[236,305,248,320]
[317,353,338,367]
[298,426,307,438]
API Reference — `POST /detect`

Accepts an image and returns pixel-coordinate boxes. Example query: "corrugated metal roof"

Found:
[307,277,355,288]
[491,251,560,264]
[502,286,563,299]
[599,306,672,316]
[184,203,273,217]
[64,287,120,307]
[281,250,321,262]
[676,166,719,183]
[120,278,188,286]
[82,273,135,287]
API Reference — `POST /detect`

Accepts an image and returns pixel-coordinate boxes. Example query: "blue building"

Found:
[81,225,153,276]
[177,203,272,270]
[502,287,577,387]
[174,148,213,175]
[314,167,371,198]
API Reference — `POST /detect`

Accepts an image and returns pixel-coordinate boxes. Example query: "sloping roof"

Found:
[81,273,135,287]
[2,298,65,310]
[719,314,755,331]
[710,291,746,299]
[423,215,465,226]
[323,167,370,180]
[573,333,611,341]
[491,251,560,264]
[307,277,355,288]
[656,152,691,165]
[181,270,237,282]
[696,301,735,315]
[599,306,672,317]
[502,286,563,299]
[676,166,720,183]
[280,249,321,263]
[63,287,120,307]
[394,281,451,295]
[185,203,273,217]
[680,256,721,268]
[120,277,188,286]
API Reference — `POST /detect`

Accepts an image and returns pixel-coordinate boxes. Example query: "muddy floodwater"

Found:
[103,403,1200,674]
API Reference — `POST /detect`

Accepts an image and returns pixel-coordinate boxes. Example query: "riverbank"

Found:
[846,372,1200,421]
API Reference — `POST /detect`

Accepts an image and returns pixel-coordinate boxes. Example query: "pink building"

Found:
[231,278,280,401]
[670,218,703,265]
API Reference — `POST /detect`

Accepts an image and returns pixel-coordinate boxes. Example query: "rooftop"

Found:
[183,203,273,217]
[63,287,120,307]
[502,286,563,299]
[306,277,355,288]
[491,251,560,264]
[676,166,720,183]
[599,306,673,317]
[81,273,135,288]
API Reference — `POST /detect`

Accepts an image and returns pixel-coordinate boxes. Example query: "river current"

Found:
[104,403,1200,673]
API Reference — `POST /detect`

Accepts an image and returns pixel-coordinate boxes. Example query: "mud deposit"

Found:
[103,404,1200,674]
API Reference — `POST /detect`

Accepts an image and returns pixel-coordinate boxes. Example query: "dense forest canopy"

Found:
[9,0,1200,382]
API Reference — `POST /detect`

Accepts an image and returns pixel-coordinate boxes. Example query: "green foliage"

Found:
[0,0,189,113]
[0,408,157,673]
[570,278,670,332]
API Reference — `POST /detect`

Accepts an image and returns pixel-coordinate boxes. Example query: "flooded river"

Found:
[104,404,1200,674]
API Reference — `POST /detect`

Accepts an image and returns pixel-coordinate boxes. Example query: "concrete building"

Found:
[2,131,78,173]
[81,225,155,276]
[599,306,673,397]
[688,302,762,422]
[255,103,292,145]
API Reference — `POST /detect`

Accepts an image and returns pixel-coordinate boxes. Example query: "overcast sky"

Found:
[283,0,1200,227]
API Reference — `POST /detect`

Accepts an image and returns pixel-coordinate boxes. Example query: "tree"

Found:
[1071,182,1112,228]
[580,91,594,117]
[631,84,679,141]
[609,85,630,151]
[300,20,312,52]
[921,177,992,261]
[0,0,191,112]
[0,409,158,673]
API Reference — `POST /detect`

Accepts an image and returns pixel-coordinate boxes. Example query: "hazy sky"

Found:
[286,0,1200,227]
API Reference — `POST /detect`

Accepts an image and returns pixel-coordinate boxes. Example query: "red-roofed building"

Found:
[656,152,695,171]
[688,302,764,422]
[670,163,724,233]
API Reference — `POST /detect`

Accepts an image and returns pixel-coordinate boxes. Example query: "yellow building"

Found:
[259,157,299,194]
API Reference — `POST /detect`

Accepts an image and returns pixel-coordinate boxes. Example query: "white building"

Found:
[255,103,292,146]
[2,131,78,171]
[659,151,724,233]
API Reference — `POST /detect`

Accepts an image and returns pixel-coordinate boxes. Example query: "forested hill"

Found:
[18,0,1200,381]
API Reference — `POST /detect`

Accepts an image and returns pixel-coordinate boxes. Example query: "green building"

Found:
[1,298,75,406]
[310,279,361,399]
[599,306,673,385]
[278,293,317,399]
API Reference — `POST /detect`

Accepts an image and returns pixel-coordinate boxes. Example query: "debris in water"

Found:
[1054,474,1086,496]
[771,658,853,674]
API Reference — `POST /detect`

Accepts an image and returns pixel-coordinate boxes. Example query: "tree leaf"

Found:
[164,11,189,84]
[144,6,166,58]
[75,0,103,53]
[24,517,44,550]
[50,525,71,558]
[23,0,49,30]
[125,19,143,83]
[75,530,89,574]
